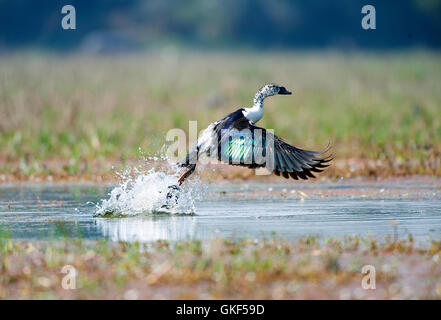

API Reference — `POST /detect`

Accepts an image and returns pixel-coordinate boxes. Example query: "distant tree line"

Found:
[0,0,440,51]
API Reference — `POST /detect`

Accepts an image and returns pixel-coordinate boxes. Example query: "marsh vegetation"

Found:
[1,51,440,180]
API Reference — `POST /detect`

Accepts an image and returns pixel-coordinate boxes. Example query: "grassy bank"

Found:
[1,235,440,299]
[1,51,440,180]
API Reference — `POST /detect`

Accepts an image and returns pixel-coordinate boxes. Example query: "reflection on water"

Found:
[0,180,440,244]
[96,216,197,242]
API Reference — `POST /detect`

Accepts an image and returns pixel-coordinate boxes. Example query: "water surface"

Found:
[0,179,440,244]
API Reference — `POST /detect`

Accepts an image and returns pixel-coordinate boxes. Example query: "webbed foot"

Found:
[162,184,181,209]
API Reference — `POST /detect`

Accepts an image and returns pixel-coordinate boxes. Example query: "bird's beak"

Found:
[279,87,292,95]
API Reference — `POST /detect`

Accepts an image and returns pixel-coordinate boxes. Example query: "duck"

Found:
[174,83,332,187]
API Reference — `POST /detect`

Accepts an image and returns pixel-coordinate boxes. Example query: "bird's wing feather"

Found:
[180,108,332,180]
[216,115,332,180]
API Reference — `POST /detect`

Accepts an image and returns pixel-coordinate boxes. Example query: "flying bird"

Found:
[166,84,332,203]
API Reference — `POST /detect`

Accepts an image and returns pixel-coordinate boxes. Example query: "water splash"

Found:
[95,157,202,217]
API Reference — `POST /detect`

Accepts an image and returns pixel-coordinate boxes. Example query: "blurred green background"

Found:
[0,1,440,178]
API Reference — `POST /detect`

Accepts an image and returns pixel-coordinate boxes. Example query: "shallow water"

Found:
[0,179,440,244]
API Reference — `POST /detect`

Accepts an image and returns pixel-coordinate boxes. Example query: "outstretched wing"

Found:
[216,115,332,180]
[268,133,332,180]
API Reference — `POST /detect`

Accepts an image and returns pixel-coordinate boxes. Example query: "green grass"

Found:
[0,234,440,299]
[0,51,440,177]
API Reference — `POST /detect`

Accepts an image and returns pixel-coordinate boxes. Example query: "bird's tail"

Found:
[178,145,199,168]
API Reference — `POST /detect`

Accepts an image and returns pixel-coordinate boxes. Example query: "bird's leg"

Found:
[178,164,196,185]
[163,164,196,209]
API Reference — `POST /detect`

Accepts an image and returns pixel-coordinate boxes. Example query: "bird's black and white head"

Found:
[244,83,292,123]
[253,83,292,105]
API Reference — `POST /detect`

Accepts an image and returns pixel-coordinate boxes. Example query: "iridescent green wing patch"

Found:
[222,130,265,165]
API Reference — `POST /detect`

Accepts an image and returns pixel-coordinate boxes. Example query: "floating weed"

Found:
[299,235,320,248]
[325,253,341,274]
[429,240,441,255]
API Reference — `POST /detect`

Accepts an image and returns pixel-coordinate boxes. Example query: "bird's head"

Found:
[254,83,292,103]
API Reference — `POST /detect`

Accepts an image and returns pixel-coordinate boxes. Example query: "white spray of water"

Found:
[95,155,203,217]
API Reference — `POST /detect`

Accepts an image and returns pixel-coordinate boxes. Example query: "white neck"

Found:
[243,95,265,123]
